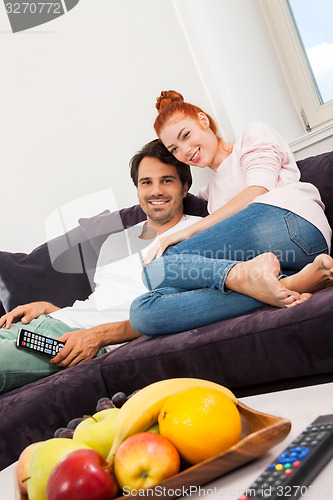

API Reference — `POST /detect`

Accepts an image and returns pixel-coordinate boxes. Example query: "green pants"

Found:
[0,315,104,394]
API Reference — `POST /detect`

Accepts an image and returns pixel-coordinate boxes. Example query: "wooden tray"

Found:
[16,402,291,499]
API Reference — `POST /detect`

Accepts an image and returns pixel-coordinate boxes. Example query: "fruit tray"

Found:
[16,401,291,500]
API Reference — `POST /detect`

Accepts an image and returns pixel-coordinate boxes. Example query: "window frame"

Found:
[260,0,333,131]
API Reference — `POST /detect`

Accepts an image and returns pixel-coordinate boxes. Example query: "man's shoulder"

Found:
[179,214,203,226]
[165,215,202,235]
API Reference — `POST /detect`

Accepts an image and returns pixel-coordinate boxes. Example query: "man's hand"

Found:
[50,320,141,369]
[50,329,102,368]
[143,229,190,266]
[0,301,60,329]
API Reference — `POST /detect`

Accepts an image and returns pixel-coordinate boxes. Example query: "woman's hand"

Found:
[0,301,59,329]
[143,229,190,266]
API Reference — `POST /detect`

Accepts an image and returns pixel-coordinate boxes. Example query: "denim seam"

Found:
[218,262,239,295]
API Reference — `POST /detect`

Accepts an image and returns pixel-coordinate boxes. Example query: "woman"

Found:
[130,90,333,335]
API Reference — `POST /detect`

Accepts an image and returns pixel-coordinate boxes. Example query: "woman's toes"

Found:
[285,292,312,308]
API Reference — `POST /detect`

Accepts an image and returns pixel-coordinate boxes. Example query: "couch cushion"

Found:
[0,233,93,313]
[100,286,333,395]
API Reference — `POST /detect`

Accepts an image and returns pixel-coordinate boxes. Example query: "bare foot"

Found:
[280,254,333,294]
[225,253,308,308]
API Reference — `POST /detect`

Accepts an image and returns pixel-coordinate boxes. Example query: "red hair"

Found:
[154,90,218,137]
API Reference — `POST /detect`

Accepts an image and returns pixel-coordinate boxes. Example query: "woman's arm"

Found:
[144,185,268,264]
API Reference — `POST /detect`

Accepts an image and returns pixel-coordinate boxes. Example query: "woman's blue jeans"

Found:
[130,204,328,335]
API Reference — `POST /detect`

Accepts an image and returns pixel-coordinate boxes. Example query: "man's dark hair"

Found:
[130,139,192,189]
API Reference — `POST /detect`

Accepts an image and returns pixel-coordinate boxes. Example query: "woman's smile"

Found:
[190,148,201,163]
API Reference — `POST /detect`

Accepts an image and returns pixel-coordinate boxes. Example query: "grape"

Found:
[54,427,74,439]
[111,391,128,408]
[96,397,114,412]
[67,417,86,430]
[54,427,67,438]
[58,428,74,439]
[127,389,140,399]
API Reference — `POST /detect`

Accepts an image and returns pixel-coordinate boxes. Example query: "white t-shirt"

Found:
[199,122,331,250]
[50,215,202,330]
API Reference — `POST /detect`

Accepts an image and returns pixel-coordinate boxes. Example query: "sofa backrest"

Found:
[297,151,333,252]
[0,151,332,315]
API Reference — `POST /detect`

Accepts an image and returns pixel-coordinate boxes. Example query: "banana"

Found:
[106,377,237,463]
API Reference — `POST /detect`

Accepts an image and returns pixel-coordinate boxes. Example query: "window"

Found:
[260,0,333,131]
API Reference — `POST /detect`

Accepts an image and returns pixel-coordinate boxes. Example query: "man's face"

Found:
[137,157,188,232]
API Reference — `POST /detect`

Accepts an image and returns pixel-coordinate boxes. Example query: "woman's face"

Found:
[159,113,221,171]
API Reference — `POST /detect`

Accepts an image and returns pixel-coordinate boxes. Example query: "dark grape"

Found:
[96,397,114,412]
[111,391,128,408]
[67,417,86,430]
[127,389,140,399]
[58,428,74,439]
[54,427,67,438]
[54,427,74,439]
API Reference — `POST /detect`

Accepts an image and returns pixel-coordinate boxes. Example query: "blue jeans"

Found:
[130,204,328,335]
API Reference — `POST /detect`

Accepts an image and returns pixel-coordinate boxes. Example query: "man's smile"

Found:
[148,199,170,206]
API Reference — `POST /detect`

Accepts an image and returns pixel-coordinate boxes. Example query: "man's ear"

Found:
[198,112,210,129]
[182,182,189,198]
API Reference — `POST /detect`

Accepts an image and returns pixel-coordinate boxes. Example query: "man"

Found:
[0,140,202,394]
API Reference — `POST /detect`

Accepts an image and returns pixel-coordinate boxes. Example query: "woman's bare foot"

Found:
[225,253,310,308]
[280,254,333,293]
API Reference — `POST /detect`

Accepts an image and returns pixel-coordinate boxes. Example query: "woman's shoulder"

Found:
[236,121,288,149]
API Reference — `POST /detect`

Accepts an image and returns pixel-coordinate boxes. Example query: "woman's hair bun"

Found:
[156,90,184,113]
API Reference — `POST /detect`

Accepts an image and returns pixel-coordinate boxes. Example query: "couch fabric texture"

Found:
[0,152,332,470]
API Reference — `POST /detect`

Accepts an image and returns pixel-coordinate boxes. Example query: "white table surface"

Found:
[1,382,333,499]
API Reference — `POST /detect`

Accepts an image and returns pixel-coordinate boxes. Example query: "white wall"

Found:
[1,0,328,253]
[0,0,213,252]
[174,0,305,141]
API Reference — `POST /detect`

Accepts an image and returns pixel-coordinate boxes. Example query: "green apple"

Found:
[27,437,91,500]
[17,441,43,495]
[73,407,120,459]
[147,422,159,434]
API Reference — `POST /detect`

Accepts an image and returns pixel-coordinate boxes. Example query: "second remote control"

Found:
[239,414,333,499]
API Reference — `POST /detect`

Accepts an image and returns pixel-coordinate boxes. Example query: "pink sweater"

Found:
[199,122,332,250]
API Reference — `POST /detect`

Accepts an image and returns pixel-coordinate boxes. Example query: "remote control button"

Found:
[317,431,329,440]
[285,469,293,476]
[278,450,298,464]
[293,460,301,467]
[275,464,283,471]
[290,446,310,459]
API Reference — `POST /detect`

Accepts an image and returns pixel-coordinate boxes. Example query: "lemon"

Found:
[158,387,241,464]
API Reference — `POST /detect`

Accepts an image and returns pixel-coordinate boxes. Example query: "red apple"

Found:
[46,449,119,500]
[114,432,180,493]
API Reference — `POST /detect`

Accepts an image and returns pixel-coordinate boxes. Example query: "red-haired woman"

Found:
[129,91,333,335]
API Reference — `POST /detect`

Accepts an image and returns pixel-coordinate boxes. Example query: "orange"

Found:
[158,387,241,464]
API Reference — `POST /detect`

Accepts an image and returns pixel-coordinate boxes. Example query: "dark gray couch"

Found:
[0,151,332,470]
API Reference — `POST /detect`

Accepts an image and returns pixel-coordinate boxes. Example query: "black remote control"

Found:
[16,328,65,358]
[239,414,333,499]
